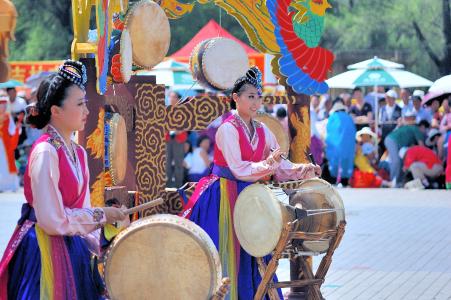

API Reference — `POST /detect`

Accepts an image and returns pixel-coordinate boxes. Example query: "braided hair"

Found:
[26,60,87,129]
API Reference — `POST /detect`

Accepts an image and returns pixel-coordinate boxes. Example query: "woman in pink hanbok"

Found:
[0,60,127,300]
[181,67,321,299]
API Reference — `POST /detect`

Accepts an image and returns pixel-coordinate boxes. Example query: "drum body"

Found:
[190,38,249,91]
[104,214,222,300]
[125,0,170,69]
[234,179,345,257]
[290,178,345,253]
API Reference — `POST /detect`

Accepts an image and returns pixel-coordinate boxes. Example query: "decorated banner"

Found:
[8,60,62,83]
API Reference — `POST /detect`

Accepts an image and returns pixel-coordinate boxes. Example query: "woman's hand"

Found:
[268,148,287,164]
[102,207,127,224]
[298,163,321,179]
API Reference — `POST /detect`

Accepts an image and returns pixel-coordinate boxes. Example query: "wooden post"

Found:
[286,91,311,299]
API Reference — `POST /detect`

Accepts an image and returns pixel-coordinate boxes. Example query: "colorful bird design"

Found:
[267,0,334,95]
[166,0,334,95]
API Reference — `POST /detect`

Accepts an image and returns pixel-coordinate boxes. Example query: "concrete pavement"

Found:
[1,188,450,299]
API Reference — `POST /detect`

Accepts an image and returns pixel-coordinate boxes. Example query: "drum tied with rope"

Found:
[233,178,345,257]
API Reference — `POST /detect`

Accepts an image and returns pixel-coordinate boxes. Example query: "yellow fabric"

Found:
[219,178,238,300]
[354,147,375,173]
[104,223,122,241]
[35,225,54,300]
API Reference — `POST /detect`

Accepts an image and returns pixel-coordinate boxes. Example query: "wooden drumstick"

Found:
[122,198,164,215]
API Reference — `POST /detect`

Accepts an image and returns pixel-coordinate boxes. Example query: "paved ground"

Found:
[1,188,450,299]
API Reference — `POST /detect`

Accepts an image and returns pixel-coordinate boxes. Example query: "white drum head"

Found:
[202,38,249,90]
[120,29,133,83]
[234,184,285,257]
[105,214,222,299]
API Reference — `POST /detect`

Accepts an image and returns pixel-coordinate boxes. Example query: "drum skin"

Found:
[125,0,170,69]
[104,214,222,300]
[234,184,293,258]
[107,113,128,185]
[190,38,249,91]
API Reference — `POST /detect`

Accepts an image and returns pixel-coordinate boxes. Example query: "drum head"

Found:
[120,29,133,83]
[126,0,170,69]
[109,113,127,185]
[105,215,222,299]
[290,178,345,253]
[201,38,249,90]
[234,184,286,257]
[255,112,290,153]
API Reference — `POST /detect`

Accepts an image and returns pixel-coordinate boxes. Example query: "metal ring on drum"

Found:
[104,214,222,299]
[233,179,345,258]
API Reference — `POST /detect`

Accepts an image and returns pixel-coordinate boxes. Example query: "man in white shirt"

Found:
[6,87,27,116]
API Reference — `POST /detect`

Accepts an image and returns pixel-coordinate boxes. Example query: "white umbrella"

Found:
[347,56,404,70]
[326,69,433,89]
[428,75,451,93]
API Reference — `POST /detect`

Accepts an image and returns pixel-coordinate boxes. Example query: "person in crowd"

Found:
[412,95,432,124]
[166,91,188,188]
[439,97,451,160]
[0,60,127,299]
[6,87,27,116]
[180,67,321,298]
[349,87,373,131]
[184,135,212,182]
[350,127,392,188]
[379,89,402,142]
[401,144,443,189]
[318,96,332,120]
[364,86,385,113]
[340,92,352,110]
[384,112,429,186]
[0,97,22,192]
[275,106,289,134]
[325,101,356,186]
[399,88,413,113]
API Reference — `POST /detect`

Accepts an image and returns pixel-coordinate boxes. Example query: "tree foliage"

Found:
[8,0,451,80]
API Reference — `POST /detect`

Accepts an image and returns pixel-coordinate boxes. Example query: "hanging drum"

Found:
[105,112,128,185]
[104,214,222,299]
[190,37,249,91]
[125,0,170,69]
[108,29,133,84]
[233,179,345,257]
[254,112,290,153]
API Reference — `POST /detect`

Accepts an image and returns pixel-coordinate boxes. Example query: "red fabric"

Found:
[214,115,266,167]
[0,115,20,173]
[171,20,257,57]
[23,134,88,209]
[350,170,383,188]
[165,131,188,143]
[403,146,441,170]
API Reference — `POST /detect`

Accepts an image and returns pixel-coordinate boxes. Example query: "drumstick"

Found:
[270,148,288,160]
[122,198,164,215]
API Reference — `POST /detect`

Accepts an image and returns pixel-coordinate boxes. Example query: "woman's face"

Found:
[234,85,262,120]
[54,85,89,132]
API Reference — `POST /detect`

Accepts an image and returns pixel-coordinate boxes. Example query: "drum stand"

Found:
[254,220,346,300]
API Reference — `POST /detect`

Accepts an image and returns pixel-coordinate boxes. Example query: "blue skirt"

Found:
[7,225,105,300]
[189,179,283,300]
